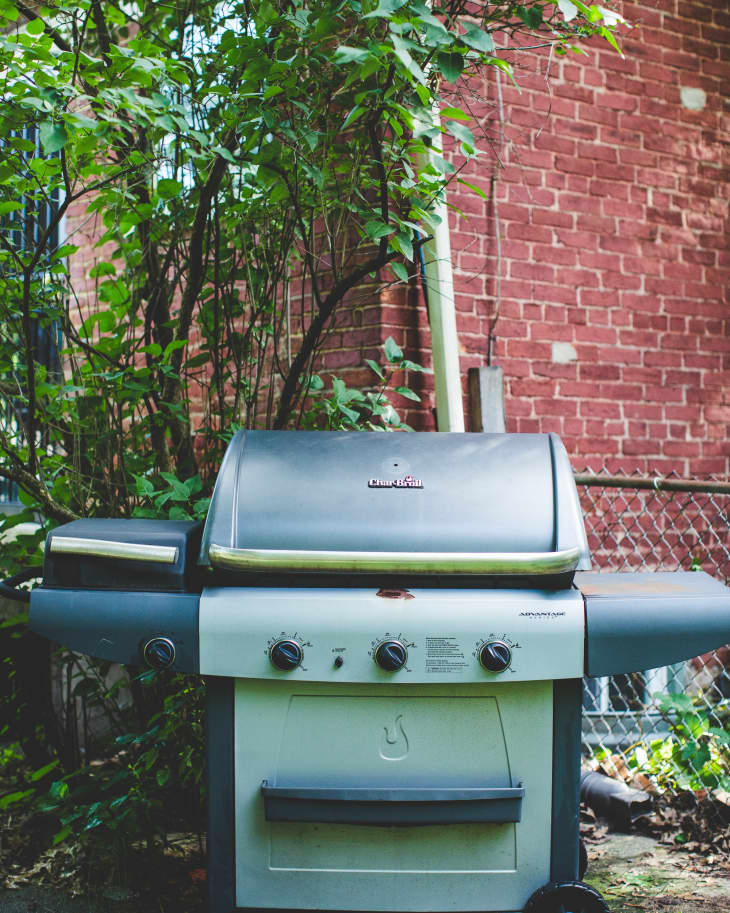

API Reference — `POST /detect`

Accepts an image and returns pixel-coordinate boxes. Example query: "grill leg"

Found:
[206,675,236,913]
[550,678,583,882]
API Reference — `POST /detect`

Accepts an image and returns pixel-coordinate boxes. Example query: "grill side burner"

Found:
[25,431,730,913]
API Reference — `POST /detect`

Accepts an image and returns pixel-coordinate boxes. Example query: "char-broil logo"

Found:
[380,714,409,761]
[368,475,423,489]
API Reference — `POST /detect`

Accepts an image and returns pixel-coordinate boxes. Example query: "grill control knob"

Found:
[479,641,512,673]
[270,639,303,671]
[374,640,407,672]
[143,637,176,670]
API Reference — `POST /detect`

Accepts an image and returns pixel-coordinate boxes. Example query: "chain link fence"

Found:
[576,468,730,830]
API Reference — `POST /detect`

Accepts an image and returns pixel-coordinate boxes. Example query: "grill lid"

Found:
[200,431,590,577]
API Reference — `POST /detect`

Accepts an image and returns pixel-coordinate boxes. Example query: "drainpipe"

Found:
[416,119,464,432]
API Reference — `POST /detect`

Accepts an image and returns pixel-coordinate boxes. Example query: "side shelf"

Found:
[576,570,730,677]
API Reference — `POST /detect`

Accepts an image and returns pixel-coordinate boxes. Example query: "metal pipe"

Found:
[574,472,730,496]
[416,116,464,432]
[580,771,652,831]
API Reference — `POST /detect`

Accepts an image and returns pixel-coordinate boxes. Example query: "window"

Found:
[0,126,61,508]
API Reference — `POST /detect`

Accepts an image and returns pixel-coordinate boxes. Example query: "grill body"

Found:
[201,586,584,912]
[27,431,730,913]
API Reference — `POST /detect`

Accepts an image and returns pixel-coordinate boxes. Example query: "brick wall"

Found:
[360,0,730,477]
[60,1,729,477]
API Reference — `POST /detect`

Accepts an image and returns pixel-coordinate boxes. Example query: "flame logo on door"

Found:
[380,714,409,761]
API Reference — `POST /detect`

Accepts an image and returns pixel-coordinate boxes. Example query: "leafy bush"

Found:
[0,340,426,874]
[624,693,730,795]
[41,672,205,852]
[303,337,430,431]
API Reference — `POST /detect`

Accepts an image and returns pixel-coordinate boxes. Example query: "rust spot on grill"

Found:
[376,587,415,600]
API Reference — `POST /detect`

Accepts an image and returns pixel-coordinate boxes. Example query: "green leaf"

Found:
[392,231,414,260]
[440,106,470,121]
[156,178,182,200]
[446,121,475,151]
[600,25,623,54]
[457,178,488,199]
[65,111,96,130]
[436,52,463,83]
[55,244,79,258]
[415,84,431,106]
[0,789,34,810]
[162,339,187,361]
[49,780,68,801]
[25,16,44,35]
[156,769,170,787]
[0,201,22,214]
[401,359,432,374]
[52,826,72,846]
[333,45,369,64]
[39,121,67,154]
[460,23,495,54]
[80,310,116,335]
[516,5,543,28]
[391,261,409,282]
[185,352,210,369]
[365,220,394,240]
[29,760,59,782]
[390,35,427,85]
[342,105,365,130]
[0,4,19,22]
[134,474,156,497]
[212,145,236,163]
[384,336,403,363]
[363,0,408,19]
[89,261,117,278]
[365,359,385,381]
[394,385,421,402]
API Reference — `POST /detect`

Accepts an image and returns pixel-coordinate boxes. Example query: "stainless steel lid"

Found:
[199,431,590,576]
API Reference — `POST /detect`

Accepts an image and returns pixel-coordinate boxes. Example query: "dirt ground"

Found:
[585,832,730,913]
[0,830,728,912]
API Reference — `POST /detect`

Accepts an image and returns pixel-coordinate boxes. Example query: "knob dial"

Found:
[479,640,512,673]
[374,640,407,672]
[143,637,176,670]
[270,639,303,671]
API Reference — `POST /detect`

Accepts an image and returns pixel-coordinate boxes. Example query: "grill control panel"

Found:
[200,586,585,682]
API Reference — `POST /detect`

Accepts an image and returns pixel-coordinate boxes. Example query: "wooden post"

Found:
[468,366,506,433]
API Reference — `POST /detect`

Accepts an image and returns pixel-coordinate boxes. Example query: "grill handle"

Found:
[208,544,580,576]
[261,781,524,826]
[49,536,179,565]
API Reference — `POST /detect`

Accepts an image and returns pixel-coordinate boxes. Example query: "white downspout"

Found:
[417,120,464,432]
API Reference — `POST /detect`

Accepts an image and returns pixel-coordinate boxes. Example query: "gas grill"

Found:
[27,431,730,913]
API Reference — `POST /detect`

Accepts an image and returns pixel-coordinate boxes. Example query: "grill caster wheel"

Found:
[579,837,588,879]
[523,880,610,913]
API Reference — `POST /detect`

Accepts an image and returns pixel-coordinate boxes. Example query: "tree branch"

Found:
[273,235,430,429]
[16,1,72,53]
[0,458,79,523]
